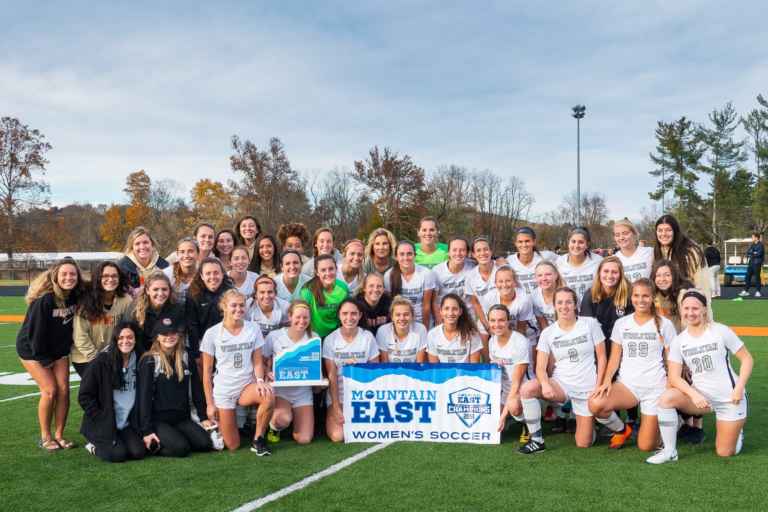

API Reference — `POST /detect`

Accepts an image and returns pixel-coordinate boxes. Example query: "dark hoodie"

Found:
[184,281,233,360]
[16,292,78,366]
[123,301,186,353]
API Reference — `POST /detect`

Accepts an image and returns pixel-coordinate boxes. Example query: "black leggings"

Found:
[155,419,212,457]
[92,426,145,463]
[73,362,90,378]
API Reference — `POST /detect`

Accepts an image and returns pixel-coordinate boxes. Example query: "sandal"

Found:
[55,438,76,449]
[39,439,61,452]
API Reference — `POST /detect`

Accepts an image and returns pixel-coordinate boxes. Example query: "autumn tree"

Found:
[100,205,129,250]
[229,136,311,233]
[309,169,373,243]
[352,146,428,238]
[0,117,52,257]
[189,179,235,230]
[425,165,474,237]
[124,170,152,228]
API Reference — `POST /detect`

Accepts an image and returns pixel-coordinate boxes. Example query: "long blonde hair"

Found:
[590,256,630,309]
[364,228,397,260]
[134,272,175,327]
[142,333,186,382]
[25,258,85,305]
[534,260,565,290]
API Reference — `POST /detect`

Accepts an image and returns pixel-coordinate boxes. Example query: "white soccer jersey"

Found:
[432,260,475,305]
[555,253,603,305]
[611,315,676,389]
[231,271,259,298]
[537,317,605,394]
[200,321,264,396]
[375,322,428,362]
[383,265,437,325]
[463,264,499,302]
[480,289,536,326]
[506,251,557,295]
[246,297,290,338]
[274,273,310,302]
[668,322,745,403]
[531,288,555,326]
[615,246,654,283]
[489,332,530,399]
[426,325,483,363]
[322,328,380,404]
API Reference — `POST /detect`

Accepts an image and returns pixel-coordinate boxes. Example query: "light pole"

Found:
[572,104,586,226]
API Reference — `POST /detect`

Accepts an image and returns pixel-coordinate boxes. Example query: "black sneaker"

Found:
[551,417,568,433]
[251,436,272,456]
[518,439,546,455]
[686,427,705,445]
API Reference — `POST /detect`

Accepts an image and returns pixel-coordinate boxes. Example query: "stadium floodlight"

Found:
[571,105,586,225]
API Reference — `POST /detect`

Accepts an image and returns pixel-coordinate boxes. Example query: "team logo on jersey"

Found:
[447,387,492,428]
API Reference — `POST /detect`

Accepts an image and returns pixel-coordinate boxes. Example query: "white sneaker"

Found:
[646,449,678,464]
[735,430,744,455]
[739,290,749,297]
[755,291,762,298]
[84,442,96,456]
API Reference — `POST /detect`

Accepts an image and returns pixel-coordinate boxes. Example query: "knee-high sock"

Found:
[657,407,679,453]
[522,398,543,441]
[595,411,625,433]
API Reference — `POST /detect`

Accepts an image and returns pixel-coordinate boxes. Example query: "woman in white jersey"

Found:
[479,266,536,339]
[613,218,654,283]
[531,261,565,331]
[647,290,753,464]
[376,295,428,362]
[323,299,380,442]
[247,275,290,338]
[163,237,198,302]
[466,236,500,325]
[556,227,603,305]
[263,300,317,445]
[384,240,436,327]
[228,246,259,299]
[275,250,310,302]
[588,278,677,451]
[427,294,483,363]
[432,237,475,324]
[520,287,607,448]
[489,305,545,454]
[507,227,557,295]
[339,239,366,294]
[200,289,274,455]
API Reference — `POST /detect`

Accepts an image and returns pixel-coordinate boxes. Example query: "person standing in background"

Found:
[704,244,721,298]
[740,232,764,298]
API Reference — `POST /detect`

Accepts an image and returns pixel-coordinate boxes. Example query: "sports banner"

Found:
[342,363,501,445]
[272,336,326,387]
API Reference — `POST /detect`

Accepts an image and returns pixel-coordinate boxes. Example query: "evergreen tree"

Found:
[741,94,768,233]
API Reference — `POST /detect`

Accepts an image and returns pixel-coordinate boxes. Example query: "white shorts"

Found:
[551,378,591,417]
[213,377,253,410]
[701,390,748,422]
[276,386,313,408]
[620,380,664,416]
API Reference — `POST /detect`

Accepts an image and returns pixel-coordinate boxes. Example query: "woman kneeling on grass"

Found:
[427,294,482,363]
[138,319,214,457]
[646,290,753,464]
[79,321,145,462]
[588,278,677,451]
[17,258,86,451]
[263,301,317,445]
[201,289,274,455]
[520,287,607,448]
[323,299,380,442]
[491,305,544,455]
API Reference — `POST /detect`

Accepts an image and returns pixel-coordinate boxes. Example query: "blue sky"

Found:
[2,1,766,222]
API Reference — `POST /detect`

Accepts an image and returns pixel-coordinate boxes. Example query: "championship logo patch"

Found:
[447,387,491,428]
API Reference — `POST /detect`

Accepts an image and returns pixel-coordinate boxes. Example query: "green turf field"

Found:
[1,297,765,511]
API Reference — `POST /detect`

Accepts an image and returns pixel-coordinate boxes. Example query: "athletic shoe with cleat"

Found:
[736,430,744,455]
[251,436,271,456]
[739,290,749,297]
[646,449,678,464]
[519,424,530,444]
[756,291,762,298]
[685,427,706,444]
[518,439,546,455]
[551,416,568,434]
[266,428,281,444]
[609,424,634,449]
[84,442,96,456]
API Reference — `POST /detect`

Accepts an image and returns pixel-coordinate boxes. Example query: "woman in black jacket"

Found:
[78,321,145,462]
[124,272,185,352]
[116,226,169,294]
[17,257,86,451]
[138,319,213,457]
[185,257,233,364]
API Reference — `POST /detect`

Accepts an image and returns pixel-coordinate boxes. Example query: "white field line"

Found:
[0,384,80,403]
[231,442,392,511]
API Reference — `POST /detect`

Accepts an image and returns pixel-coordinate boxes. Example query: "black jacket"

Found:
[78,349,140,445]
[355,293,392,336]
[16,293,77,366]
[117,255,170,290]
[704,246,721,267]
[184,283,232,360]
[137,353,207,436]
[580,296,634,342]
